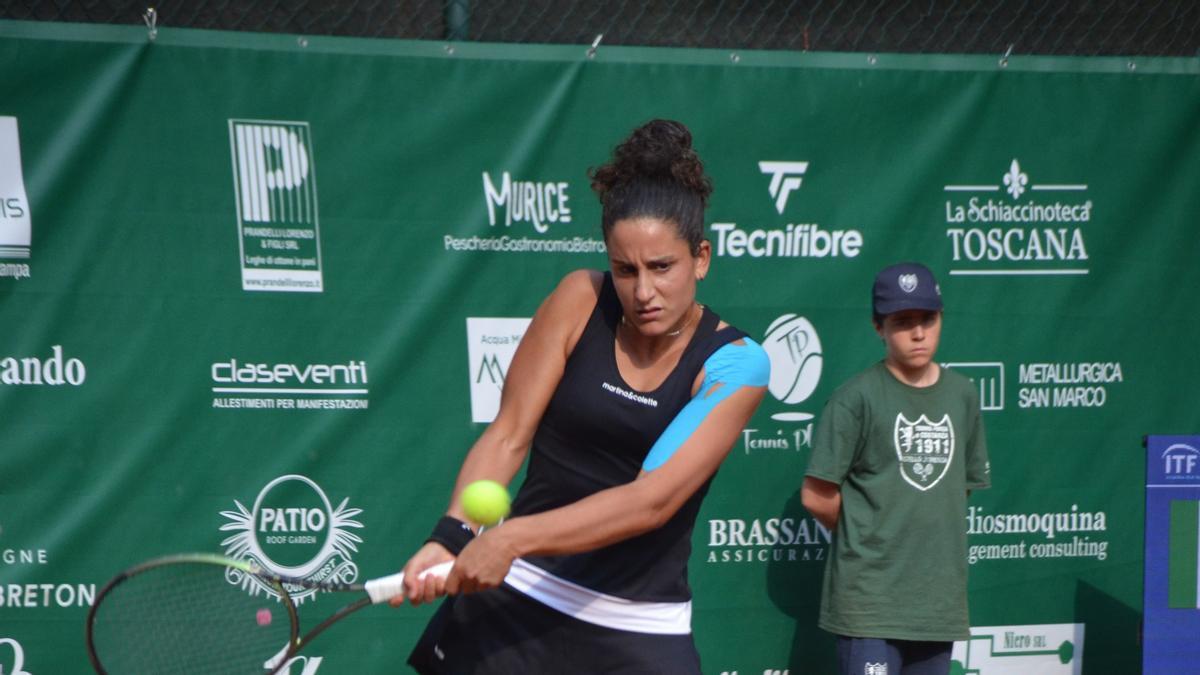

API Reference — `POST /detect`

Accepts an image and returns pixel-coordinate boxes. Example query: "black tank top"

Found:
[510,272,747,602]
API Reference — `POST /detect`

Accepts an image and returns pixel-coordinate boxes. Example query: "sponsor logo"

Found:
[967,504,1108,565]
[712,161,863,259]
[466,318,531,423]
[0,548,94,608]
[229,120,323,292]
[706,516,830,565]
[944,159,1092,276]
[944,362,1005,411]
[442,172,603,255]
[743,315,821,457]
[759,160,809,213]
[1016,361,1123,409]
[482,171,572,232]
[0,117,32,280]
[277,655,323,675]
[1162,443,1200,481]
[0,346,86,386]
[220,475,364,604]
[210,357,369,410]
[894,413,954,490]
[0,637,33,675]
[952,623,1084,674]
[2,549,47,565]
[601,381,658,407]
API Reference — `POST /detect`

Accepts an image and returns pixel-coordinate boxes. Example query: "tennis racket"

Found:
[85,552,452,674]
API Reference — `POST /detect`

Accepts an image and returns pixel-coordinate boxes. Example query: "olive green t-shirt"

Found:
[806,361,990,641]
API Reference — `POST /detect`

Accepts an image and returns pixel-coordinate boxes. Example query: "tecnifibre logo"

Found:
[711,162,862,258]
[229,120,323,292]
[0,116,33,280]
[759,161,809,214]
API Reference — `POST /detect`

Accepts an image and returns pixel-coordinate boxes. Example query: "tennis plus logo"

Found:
[228,120,323,292]
[0,637,33,675]
[0,116,33,280]
[219,475,364,605]
[466,317,531,423]
[738,315,822,458]
[759,161,809,214]
[943,159,1092,277]
[894,414,954,491]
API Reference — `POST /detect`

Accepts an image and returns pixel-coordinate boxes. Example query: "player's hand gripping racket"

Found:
[85,552,452,674]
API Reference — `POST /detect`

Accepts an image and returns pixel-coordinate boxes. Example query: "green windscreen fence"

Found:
[1,20,1197,675]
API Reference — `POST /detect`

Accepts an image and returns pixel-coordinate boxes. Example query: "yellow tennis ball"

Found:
[461,480,511,526]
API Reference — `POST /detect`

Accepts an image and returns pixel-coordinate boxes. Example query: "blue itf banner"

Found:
[1144,435,1200,673]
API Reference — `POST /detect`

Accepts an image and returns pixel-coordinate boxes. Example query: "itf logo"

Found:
[1163,444,1200,481]
[466,317,531,423]
[758,161,809,214]
[229,120,323,292]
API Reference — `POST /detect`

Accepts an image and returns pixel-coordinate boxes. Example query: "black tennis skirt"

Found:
[409,584,702,674]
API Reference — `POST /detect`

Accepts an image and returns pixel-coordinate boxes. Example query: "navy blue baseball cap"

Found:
[872,262,943,315]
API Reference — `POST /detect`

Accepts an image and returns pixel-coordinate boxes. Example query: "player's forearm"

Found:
[445,427,529,522]
[495,480,673,558]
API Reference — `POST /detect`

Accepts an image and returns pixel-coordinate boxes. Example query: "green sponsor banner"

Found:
[1,18,1198,674]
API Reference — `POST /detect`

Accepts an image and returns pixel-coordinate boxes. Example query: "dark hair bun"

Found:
[591,119,712,206]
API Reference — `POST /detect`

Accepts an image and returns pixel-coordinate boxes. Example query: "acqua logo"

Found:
[220,475,364,603]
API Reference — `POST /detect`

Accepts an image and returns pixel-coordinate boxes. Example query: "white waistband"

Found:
[503,558,692,635]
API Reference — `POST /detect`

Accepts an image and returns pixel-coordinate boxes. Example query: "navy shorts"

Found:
[836,636,953,675]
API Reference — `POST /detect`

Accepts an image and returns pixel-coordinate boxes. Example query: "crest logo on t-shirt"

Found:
[893,413,955,491]
[865,662,888,675]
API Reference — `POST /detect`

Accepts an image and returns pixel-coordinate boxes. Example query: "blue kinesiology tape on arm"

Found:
[642,339,771,472]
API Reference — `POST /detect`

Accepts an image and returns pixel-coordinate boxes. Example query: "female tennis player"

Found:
[398,119,770,673]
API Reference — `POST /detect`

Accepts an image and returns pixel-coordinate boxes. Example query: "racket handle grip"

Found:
[365,560,453,604]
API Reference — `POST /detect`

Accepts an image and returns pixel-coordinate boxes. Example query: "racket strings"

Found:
[90,562,295,674]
